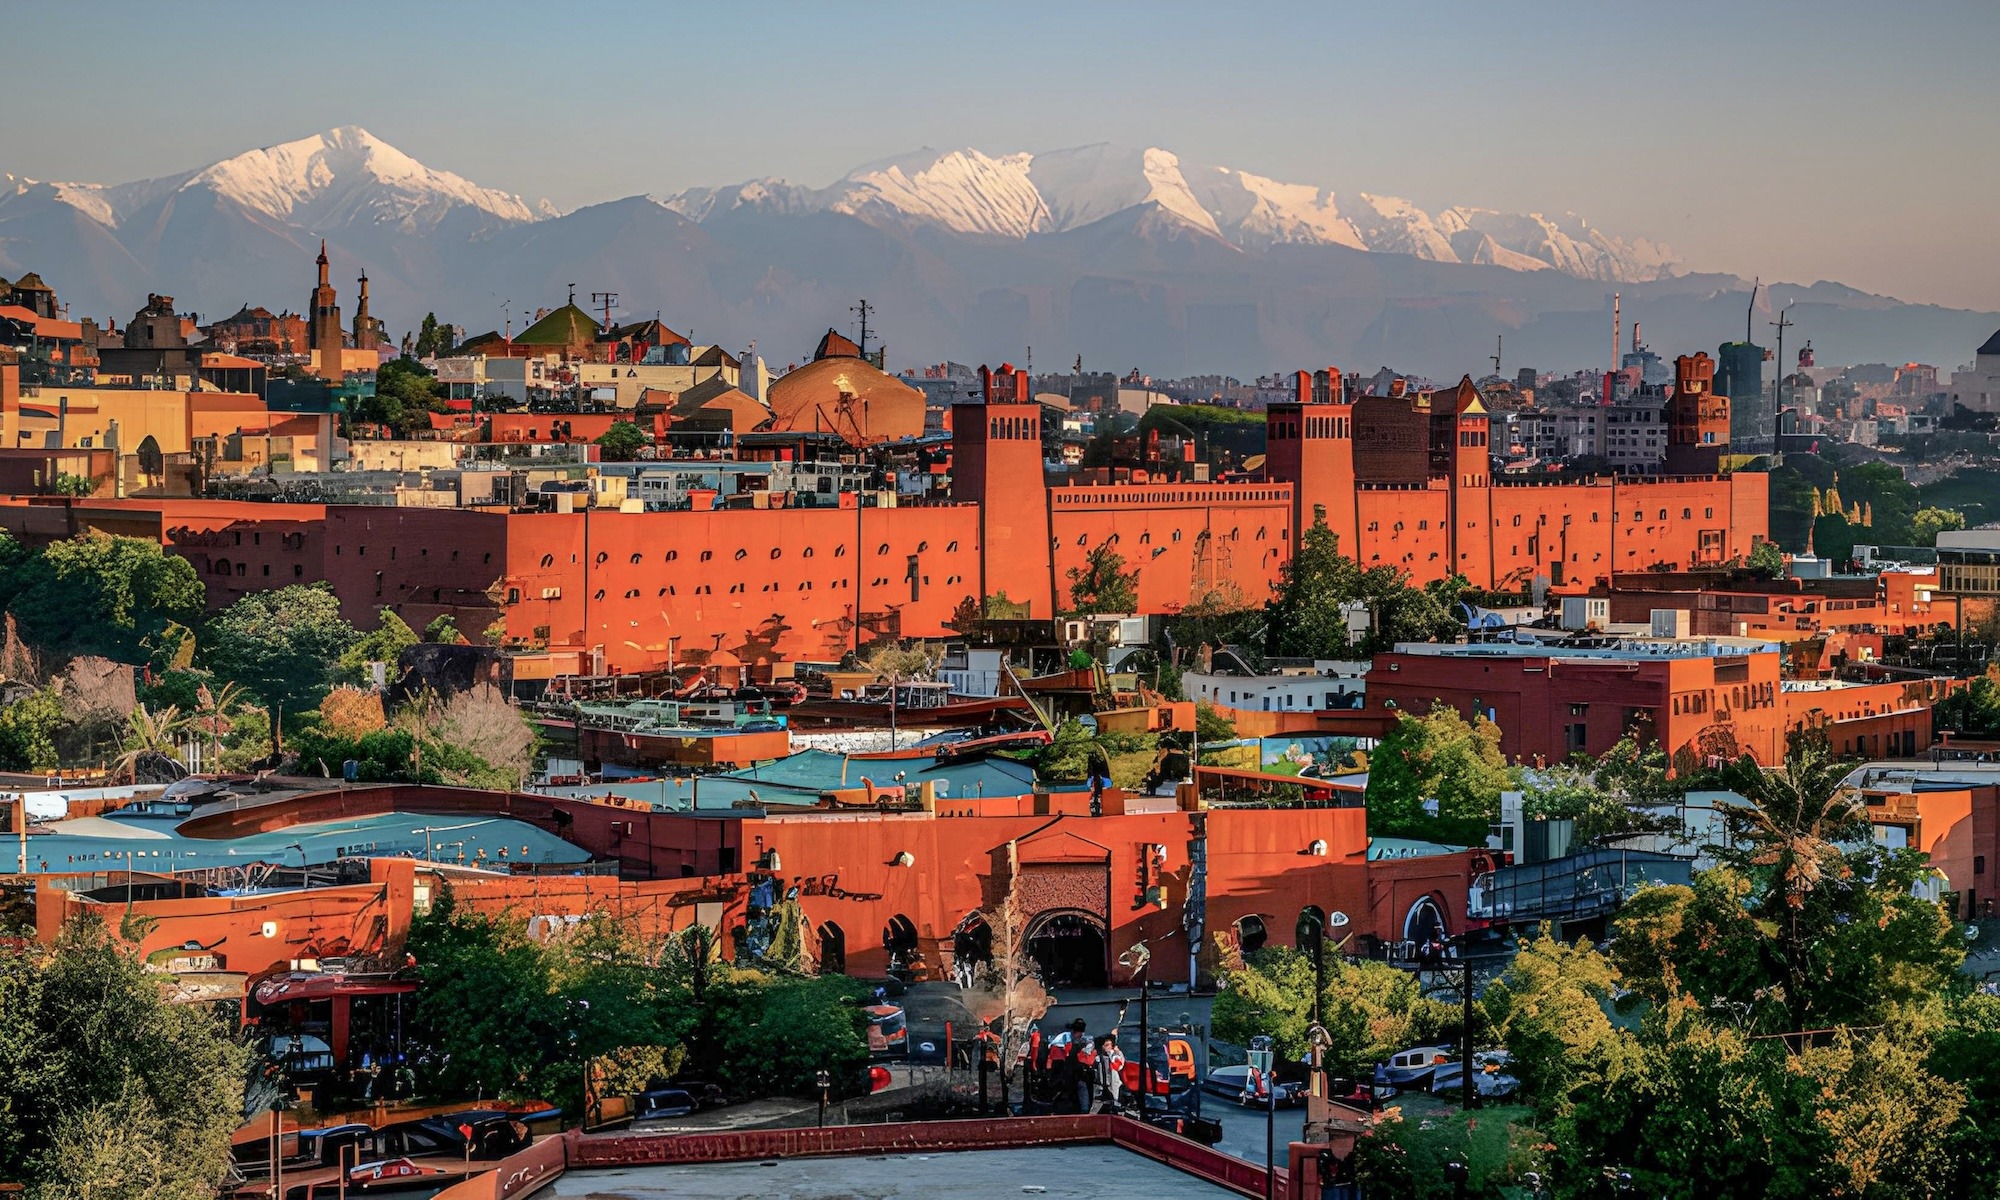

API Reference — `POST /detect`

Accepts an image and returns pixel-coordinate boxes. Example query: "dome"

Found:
[766,356,925,444]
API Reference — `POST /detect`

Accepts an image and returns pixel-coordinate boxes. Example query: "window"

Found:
[293,565,303,577]
[594,589,606,601]
[540,553,554,568]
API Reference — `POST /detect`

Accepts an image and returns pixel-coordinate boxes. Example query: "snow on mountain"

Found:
[1185,166,1366,249]
[659,145,1679,282]
[182,126,541,232]
[832,148,1049,238]
[1346,194,1460,263]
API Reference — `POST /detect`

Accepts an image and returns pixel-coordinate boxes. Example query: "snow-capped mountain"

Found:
[181,126,549,231]
[658,143,1677,282]
[6,127,1991,379]
[8,127,547,238]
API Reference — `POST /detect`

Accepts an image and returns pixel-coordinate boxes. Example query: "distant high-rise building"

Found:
[1716,341,1766,441]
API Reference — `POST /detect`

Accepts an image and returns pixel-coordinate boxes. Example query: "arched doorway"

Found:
[1236,914,1268,955]
[818,922,846,976]
[882,914,919,974]
[951,913,993,984]
[1404,896,1448,947]
[1025,910,1108,988]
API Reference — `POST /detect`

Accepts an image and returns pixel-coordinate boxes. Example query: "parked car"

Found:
[633,1088,697,1120]
[1429,1060,1521,1101]
[1201,1065,1306,1107]
[1373,1045,1457,1091]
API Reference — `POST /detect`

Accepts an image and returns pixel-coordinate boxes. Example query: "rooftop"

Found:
[1387,634,1779,662]
[546,1144,1239,1200]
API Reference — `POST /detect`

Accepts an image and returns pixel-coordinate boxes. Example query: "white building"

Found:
[1181,659,1368,713]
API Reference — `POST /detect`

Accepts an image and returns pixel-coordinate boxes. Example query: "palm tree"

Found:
[113,703,189,783]
[1718,729,1866,1026]
[194,680,247,770]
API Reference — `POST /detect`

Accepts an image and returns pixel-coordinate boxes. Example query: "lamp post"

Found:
[1119,941,1153,1115]
[1445,1159,1470,1200]
[816,1068,832,1127]
[1248,1032,1277,1200]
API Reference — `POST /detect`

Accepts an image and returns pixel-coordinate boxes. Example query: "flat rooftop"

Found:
[549,1145,1239,1199]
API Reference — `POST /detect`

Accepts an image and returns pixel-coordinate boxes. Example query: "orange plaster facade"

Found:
[0,360,1765,674]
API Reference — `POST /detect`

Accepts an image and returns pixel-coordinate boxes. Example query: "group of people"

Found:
[1025,1018,1126,1114]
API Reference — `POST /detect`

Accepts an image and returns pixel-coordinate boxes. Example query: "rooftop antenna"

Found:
[1746,278,1759,344]
[1769,302,1795,466]
[1490,335,1503,377]
[591,291,619,331]
[850,297,874,358]
[567,282,577,306]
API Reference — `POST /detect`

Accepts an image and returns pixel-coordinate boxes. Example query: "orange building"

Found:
[34,783,1495,993]
[0,356,1764,674]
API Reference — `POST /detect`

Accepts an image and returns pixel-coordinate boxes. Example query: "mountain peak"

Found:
[659,144,1677,282]
[186,126,543,231]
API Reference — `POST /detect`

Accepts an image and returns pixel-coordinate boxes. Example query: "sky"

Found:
[4,0,1997,310]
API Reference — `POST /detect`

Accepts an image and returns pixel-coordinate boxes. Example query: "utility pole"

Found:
[1490,335,1502,378]
[850,298,874,359]
[1770,304,1794,466]
[591,292,619,332]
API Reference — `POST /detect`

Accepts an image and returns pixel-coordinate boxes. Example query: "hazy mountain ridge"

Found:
[2,128,1993,378]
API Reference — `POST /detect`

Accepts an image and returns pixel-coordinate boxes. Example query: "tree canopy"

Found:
[355,357,448,437]
[1065,543,1140,615]
[594,420,648,462]
[0,918,249,1198]
[1363,704,1514,843]
[1265,513,1459,659]
[0,531,204,665]
[205,583,358,755]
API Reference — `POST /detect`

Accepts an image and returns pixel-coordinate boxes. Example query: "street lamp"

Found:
[1118,941,1153,1114]
[1444,1159,1470,1200]
[816,1068,832,1127]
[1248,1032,1277,1200]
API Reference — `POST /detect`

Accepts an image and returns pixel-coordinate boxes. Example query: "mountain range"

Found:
[3,127,1993,378]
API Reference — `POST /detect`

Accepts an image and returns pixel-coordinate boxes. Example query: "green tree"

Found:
[1216,947,1461,1082]
[1745,539,1785,578]
[336,608,420,685]
[1522,737,1683,843]
[424,613,463,644]
[0,686,64,771]
[205,583,358,758]
[355,357,447,437]
[1266,512,1364,657]
[413,312,456,358]
[1,533,205,664]
[594,420,648,462]
[0,917,248,1197]
[1266,513,1459,658]
[1363,705,1514,843]
[1936,670,2000,736]
[1713,733,1879,1027]
[1911,505,1967,547]
[1066,542,1140,615]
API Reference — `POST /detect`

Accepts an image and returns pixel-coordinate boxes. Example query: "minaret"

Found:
[308,239,345,378]
[352,269,381,351]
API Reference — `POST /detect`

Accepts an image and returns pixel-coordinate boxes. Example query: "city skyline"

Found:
[3,0,1996,311]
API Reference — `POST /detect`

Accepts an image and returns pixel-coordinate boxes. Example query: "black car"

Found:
[633,1088,697,1120]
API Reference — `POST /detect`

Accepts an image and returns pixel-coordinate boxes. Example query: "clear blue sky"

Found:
[4,0,1995,309]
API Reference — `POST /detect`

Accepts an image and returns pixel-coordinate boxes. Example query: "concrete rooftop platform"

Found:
[549,1144,1240,1199]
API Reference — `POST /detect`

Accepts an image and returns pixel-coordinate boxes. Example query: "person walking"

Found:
[1091,1034,1123,1113]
